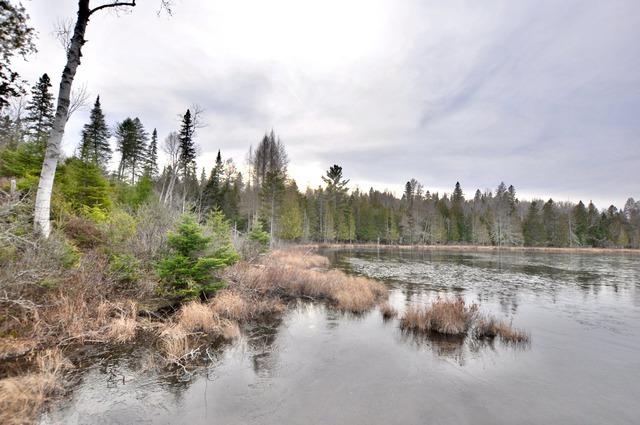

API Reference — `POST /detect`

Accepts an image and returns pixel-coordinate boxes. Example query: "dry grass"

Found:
[225,258,388,314]
[266,249,330,269]
[400,297,479,335]
[177,301,219,333]
[209,290,251,321]
[0,349,73,425]
[105,317,138,343]
[380,301,398,319]
[475,316,531,344]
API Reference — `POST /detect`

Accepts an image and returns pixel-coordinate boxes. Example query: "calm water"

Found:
[42,249,640,425]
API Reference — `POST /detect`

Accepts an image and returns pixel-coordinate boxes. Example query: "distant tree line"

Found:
[1,72,638,249]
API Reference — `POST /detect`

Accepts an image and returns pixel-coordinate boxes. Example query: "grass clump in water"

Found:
[379,301,398,319]
[474,316,530,344]
[400,297,478,335]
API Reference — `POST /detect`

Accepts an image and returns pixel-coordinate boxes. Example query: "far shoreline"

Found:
[300,243,640,255]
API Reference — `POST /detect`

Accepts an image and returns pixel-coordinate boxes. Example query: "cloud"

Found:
[15,0,640,210]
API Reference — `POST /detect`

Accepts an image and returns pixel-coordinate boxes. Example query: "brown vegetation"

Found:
[0,349,73,425]
[400,297,479,335]
[379,301,398,319]
[223,250,388,314]
[400,297,530,344]
[474,316,530,344]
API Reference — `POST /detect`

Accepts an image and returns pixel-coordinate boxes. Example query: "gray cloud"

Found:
[15,0,640,210]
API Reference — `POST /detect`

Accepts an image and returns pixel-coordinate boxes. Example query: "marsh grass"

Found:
[0,349,73,425]
[474,316,531,344]
[400,297,479,335]
[379,301,398,319]
[400,297,531,344]
[224,254,388,314]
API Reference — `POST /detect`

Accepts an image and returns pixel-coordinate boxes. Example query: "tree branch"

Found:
[89,1,136,17]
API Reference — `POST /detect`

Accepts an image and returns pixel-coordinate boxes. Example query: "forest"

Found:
[1,2,639,422]
[2,71,640,251]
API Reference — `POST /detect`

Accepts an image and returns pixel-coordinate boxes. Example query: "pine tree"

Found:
[80,95,111,167]
[145,128,159,178]
[115,117,147,183]
[203,150,224,213]
[25,73,54,151]
[178,109,196,178]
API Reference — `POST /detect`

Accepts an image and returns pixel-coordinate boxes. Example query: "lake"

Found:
[41,248,640,424]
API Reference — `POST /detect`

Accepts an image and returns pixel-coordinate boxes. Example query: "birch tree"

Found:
[34,0,173,237]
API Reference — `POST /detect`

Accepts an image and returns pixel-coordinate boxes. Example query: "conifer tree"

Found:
[178,109,196,178]
[25,73,54,150]
[0,1,36,109]
[145,128,159,178]
[203,150,224,213]
[115,117,147,183]
[80,95,110,167]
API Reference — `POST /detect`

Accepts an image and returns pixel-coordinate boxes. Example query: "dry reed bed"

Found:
[222,250,388,315]
[400,297,530,344]
[0,349,72,425]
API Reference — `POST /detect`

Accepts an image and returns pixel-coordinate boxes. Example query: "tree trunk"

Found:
[33,0,136,237]
[34,1,91,236]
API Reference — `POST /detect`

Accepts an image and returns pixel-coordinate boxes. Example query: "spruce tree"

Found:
[25,73,54,150]
[203,150,223,213]
[115,117,147,183]
[145,127,159,178]
[80,95,111,167]
[178,109,196,178]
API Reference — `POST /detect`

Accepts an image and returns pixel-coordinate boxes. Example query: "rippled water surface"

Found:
[42,249,640,424]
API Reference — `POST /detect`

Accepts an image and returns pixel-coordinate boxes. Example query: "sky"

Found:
[13,0,640,210]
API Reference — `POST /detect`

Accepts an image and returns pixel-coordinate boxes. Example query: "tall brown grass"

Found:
[379,301,398,319]
[400,297,479,335]
[225,258,388,314]
[474,316,531,344]
[0,349,73,425]
[400,297,531,343]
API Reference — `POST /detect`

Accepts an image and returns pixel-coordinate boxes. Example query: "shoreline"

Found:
[301,243,640,255]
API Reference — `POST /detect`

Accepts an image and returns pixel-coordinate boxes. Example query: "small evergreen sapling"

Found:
[157,214,239,298]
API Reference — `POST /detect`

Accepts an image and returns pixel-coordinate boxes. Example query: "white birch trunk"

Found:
[34,2,91,236]
[33,0,136,237]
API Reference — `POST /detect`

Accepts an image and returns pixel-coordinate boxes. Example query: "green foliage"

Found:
[0,1,37,108]
[55,157,112,213]
[0,140,44,183]
[80,95,111,167]
[157,214,239,298]
[107,253,140,284]
[249,219,270,249]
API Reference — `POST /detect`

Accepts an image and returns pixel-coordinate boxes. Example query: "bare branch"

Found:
[89,1,137,17]
[51,17,74,53]
[158,0,175,16]
[67,82,91,121]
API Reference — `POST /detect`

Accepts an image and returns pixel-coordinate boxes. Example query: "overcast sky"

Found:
[15,0,640,209]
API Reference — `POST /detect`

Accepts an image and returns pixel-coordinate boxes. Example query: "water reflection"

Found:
[41,249,640,425]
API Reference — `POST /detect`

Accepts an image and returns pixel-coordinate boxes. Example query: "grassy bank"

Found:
[0,247,388,424]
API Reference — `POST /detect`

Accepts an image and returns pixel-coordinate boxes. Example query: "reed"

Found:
[475,316,530,344]
[177,301,219,333]
[400,297,479,335]
[379,301,398,319]
[0,349,72,425]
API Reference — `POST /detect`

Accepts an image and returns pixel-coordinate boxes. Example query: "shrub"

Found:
[157,215,239,299]
[63,216,106,249]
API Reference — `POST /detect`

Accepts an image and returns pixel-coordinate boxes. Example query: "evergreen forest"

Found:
[1,73,639,250]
